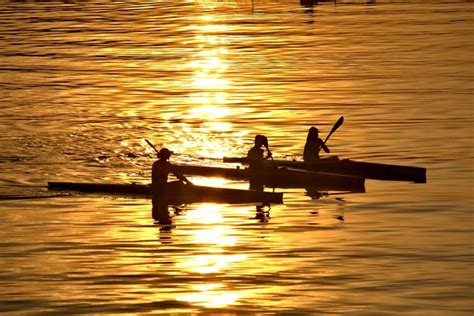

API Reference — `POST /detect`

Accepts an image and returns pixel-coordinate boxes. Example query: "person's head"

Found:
[307,127,319,141]
[157,148,173,160]
[254,134,269,148]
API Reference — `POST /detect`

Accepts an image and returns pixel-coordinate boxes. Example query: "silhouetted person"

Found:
[151,148,192,223]
[247,134,272,170]
[303,127,330,163]
[247,135,272,191]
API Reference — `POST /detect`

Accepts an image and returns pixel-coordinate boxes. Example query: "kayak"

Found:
[174,164,365,192]
[48,181,283,204]
[222,157,426,183]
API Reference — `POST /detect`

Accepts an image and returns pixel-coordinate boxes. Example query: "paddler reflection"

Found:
[151,148,192,224]
[254,203,271,223]
[246,135,275,220]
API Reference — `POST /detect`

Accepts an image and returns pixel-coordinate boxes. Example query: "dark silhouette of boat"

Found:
[223,157,426,184]
[48,181,283,204]
[173,164,365,192]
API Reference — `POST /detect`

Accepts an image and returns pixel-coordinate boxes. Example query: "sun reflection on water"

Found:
[174,203,250,308]
[177,284,240,308]
[170,11,252,158]
[164,8,258,309]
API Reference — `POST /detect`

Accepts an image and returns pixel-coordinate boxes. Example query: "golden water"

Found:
[0,1,472,314]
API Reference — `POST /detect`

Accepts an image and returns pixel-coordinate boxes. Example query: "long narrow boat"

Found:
[174,164,365,192]
[222,157,426,183]
[48,181,283,204]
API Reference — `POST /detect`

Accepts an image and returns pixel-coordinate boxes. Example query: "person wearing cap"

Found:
[151,148,192,222]
[247,134,273,170]
[303,127,330,163]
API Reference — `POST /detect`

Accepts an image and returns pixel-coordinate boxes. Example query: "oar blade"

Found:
[323,116,344,144]
[330,116,344,135]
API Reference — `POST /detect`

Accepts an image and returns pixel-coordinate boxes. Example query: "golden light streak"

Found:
[192,227,237,246]
[186,177,228,187]
[177,291,240,308]
[177,254,247,274]
[202,121,232,132]
[185,204,223,224]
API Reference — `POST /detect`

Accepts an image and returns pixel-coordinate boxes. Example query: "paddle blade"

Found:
[330,116,344,135]
[324,116,344,144]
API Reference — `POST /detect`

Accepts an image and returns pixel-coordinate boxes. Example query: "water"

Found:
[0,0,472,314]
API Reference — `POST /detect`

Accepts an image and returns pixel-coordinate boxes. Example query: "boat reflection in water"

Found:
[150,179,284,228]
[154,202,274,229]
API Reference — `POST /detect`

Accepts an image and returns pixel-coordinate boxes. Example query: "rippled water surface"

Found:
[0,0,472,314]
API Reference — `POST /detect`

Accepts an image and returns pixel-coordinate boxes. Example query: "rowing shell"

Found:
[48,181,283,204]
[173,164,365,192]
[222,157,426,183]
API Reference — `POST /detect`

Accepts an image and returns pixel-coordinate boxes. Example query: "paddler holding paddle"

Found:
[303,127,330,162]
[247,134,273,170]
[148,143,192,223]
[247,134,273,191]
[152,148,192,188]
[303,117,344,163]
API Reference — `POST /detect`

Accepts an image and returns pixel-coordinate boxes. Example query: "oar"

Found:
[145,139,193,186]
[323,116,344,145]
[145,139,159,155]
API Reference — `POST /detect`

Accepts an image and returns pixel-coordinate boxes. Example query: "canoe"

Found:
[222,157,426,183]
[174,164,365,192]
[48,181,283,204]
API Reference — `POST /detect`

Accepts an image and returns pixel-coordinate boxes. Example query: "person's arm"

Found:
[264,148,273,160]
[320,141,330,154]
[261,136,273,160]
[170,165,193,185]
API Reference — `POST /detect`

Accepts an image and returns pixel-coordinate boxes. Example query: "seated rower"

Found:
[151,148,192,222]
[303,127,330,163]
[247,134,272,191]
[247,134,273,170]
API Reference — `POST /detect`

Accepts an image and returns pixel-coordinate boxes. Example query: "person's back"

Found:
[151,148,190,187]
[303,138,325,162]
[247,146,265,169]
[247,134,272,170]
[303,127,329,163]
[150,148,191,221]
[152,159,172,187]
[151,159,171,186]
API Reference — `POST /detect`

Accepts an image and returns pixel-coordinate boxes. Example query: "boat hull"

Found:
[48,181,283,204]
[223,157,426,183]
[174,164,365,192]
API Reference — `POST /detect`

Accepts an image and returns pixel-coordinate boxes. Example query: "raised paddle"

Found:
[145,139,159,154]
[323,116,344,145]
